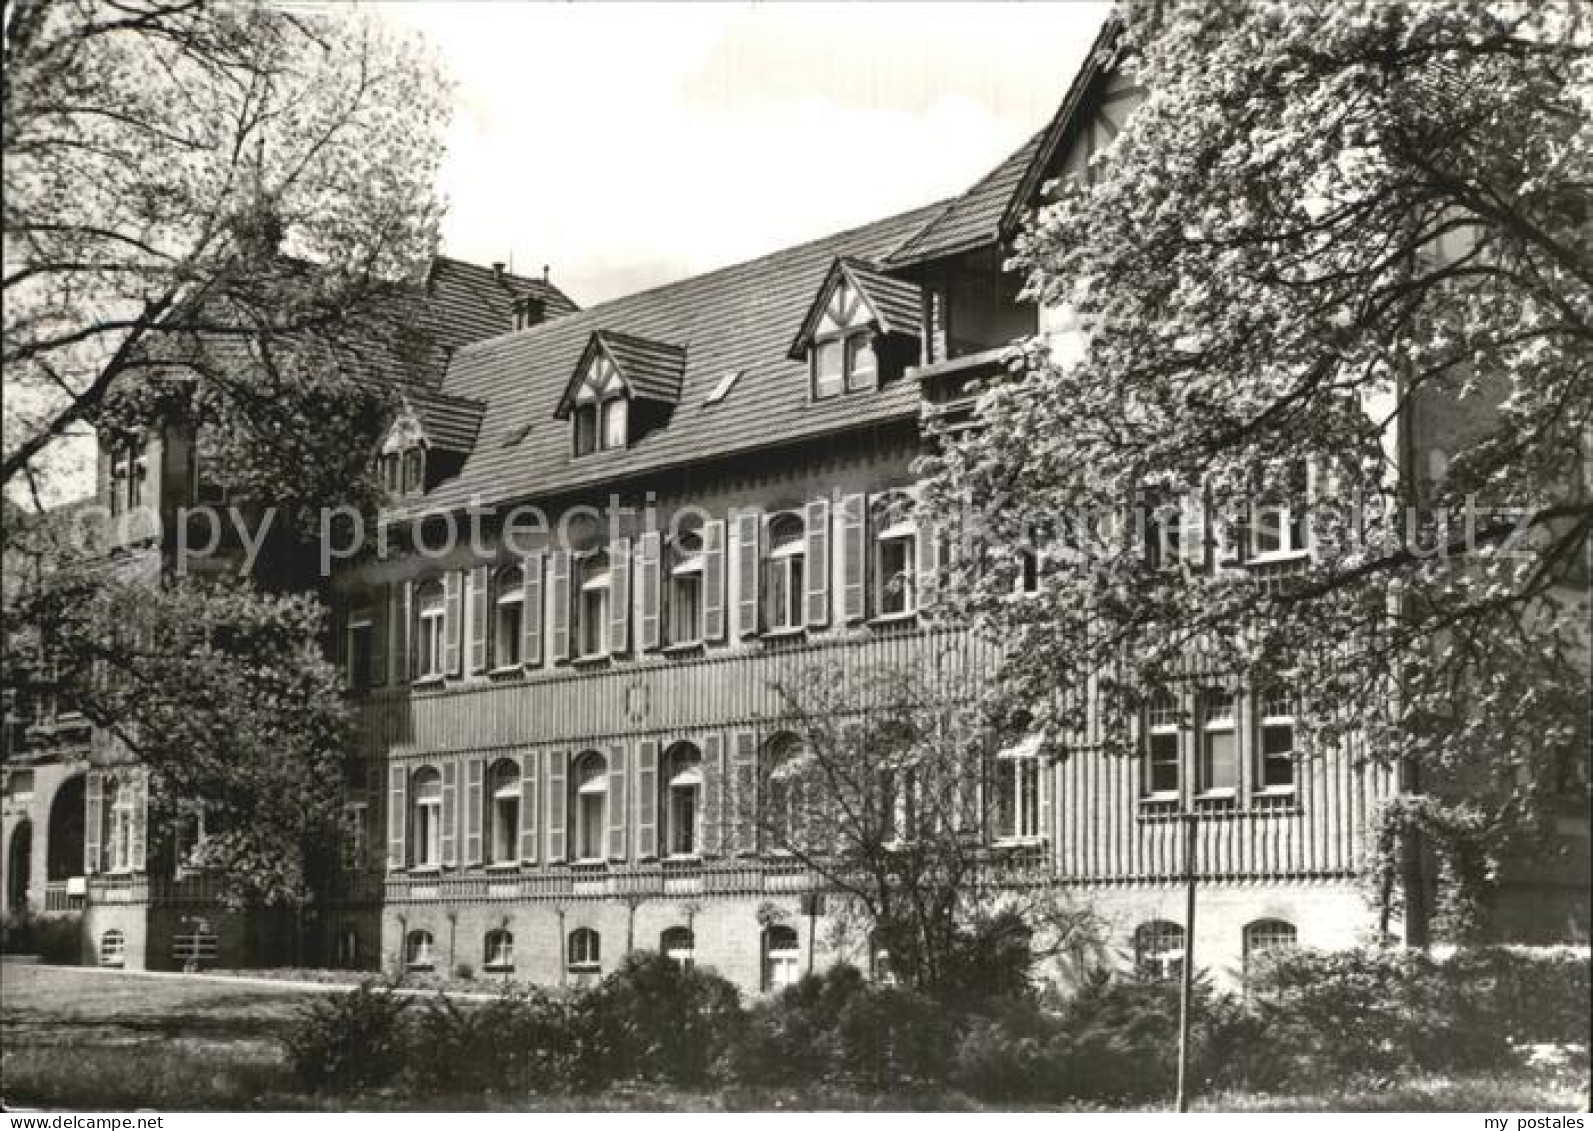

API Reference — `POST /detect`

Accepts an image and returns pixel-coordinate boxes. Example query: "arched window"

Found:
[484,929,515,970]
[762,924,800,992]
[99,929,126,968]
[666,527,705,645]
[493,564,525,668]
[661,743,702,857]
[762,733,805,851]
[415,581,446,679]
[1134,920,1185,982]
[661,926,695,967]
[575,551,610,659]
[488,759,521,864]
[870,492,916,617]
[572,751,608,862]
[764,512,805,632]
[410,767,443,867]
[406,929,435,969]
[568,927,601,973]
[1242,919,1297,970]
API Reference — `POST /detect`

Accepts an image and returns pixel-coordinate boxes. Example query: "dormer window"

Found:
[559,330,684,456]
[790,257,921,402]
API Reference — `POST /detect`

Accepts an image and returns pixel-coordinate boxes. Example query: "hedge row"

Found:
[283,945,1590,1103]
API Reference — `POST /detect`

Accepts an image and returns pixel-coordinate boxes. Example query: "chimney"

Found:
[512,294,547,332]
[492,261,506,280]
[542,264,550,283]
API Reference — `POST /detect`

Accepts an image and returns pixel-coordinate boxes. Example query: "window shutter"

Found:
[441,761,458,866]
[393,582,410,685]
[702,520,726,641]
[805,498,830,627]
[546,750,567,862]
[637,739,658,860]
[442,571,463,676]
[521,551,545,667]
[607,742,628,861]
[388,765,406,870]
[406,580,419,680]
[84,771,103,875]
[1038,755,1054,844]
[639,532,662,651]
[550,550,571,662]
[916,512,938,613]
[371,586,389,687]
[734,510,760,637]
[733,730,757,855]
[519,750,540,863]
[469,565,489,673]
[609,538,631,655]
[840,493,866,622]
[701,732,724,856]
[366,757,384,871]
[465,757,484,865]
[130,773,146,872]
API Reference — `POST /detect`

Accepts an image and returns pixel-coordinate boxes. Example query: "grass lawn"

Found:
[2,964,1587,1112]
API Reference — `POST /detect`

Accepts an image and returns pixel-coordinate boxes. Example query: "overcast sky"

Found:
[376,2,1112,308]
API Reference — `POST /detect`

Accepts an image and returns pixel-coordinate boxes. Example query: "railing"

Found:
[43,879,84,912]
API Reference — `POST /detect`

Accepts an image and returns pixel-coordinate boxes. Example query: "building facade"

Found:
[4,27,1586,989]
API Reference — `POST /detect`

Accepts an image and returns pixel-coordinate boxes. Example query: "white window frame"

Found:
[1135,920,1185,982]
[415,584,445,681]
[411,767,443,868]
[1198,690,1238,797]
[1143,695,1182,800]
[662,926,695,968]
[844,331,877,392]
[493,567,524,669]
[666,531,705,646]
[872,494,917,619]
[662,743,702,858]
[107,779,135,873]
[489,759,521,865]
[600,397,628,450]
[994,737,1042,842]
[99,929,126,967]
[484,928,515,971]
[1247,460,1311,562]
[1242,918,1298,968]
[575,553,610,660]
[765,513,806,633]
[762,925,800,992]
[346,605,374,689]
[568,927,601,972]
[572,751,608,863]
[762,735,804,853]
[1256,690,1298,794]
[406,929,436,969]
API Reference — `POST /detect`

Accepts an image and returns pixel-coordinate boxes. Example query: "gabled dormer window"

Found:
[789,258,920,402]
[571,354,629,457]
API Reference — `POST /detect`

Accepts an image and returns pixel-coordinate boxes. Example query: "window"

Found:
[812,338,844,399]
[1249,460,1309,559]
[572,751,608,862]
[335,926,360,969]
[381,452,401,495]
[845,334,877,392]
[411,767,442,867]
[994,740,1042,840]
[1256,690,1297,792]
[574,403,599,456]
[488,759,521,864]
[484,929,515,971]
[1134,920,1185,982]
[1242,919,1297,971]
[601,397,628,450]
[763,734,804,851]
[415,582,445,680]
[402,448,425,495]
[762,925,800,991]
[109,443,130,516]
[662,743,702,857]
[872,493,917,617]
[493,566,524,668]
[107,778,136,873]
[346,604,374,689]
[6,769,35,802]
[661,926,695,968]
[568,927,601,973]
[1143,693,1181,798]
[666,530,704,645]
[764,513,805,632]
[575,551,610,659]
[1199,691,1238,795]
[172,925,218,966]
[406,929,436,969]
[340,802,368,871]
[128,442,147,510]
[878,762,919,844]
[1144,492,1194,571]
[99,929,126,968]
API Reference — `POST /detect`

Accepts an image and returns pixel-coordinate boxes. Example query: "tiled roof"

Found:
[786,257,922,360]
[425,257,580,352]
[401,201,949,517]
[592,330,688,406]
[882,130,1045,269]
[404,387,486,453]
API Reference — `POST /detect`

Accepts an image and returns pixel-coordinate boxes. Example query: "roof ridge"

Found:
[451,198,952,360]
[886,125,1048,263]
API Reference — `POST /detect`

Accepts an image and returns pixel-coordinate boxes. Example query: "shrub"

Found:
[835,984,955,1088]
[282,981,411,1094]
[581,951,745,1087]
[950,999,1061,1101]
[1441,947,1591,1048]
[728,963,869,1085]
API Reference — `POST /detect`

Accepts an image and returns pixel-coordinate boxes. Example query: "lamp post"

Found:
[1173,809,1197,1113]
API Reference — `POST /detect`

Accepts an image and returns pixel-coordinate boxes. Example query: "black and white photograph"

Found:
[1,0,1589,1116]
